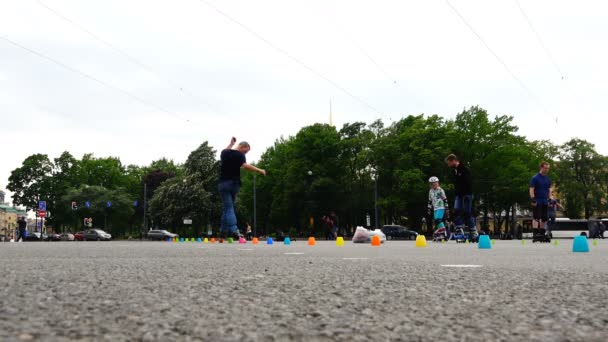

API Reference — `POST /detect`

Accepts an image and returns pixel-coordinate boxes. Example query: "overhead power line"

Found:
[514,0,565,80]
[0,35,190,123]
[197,0,382,115]
[444,0,550,114]
[36,0,224,115]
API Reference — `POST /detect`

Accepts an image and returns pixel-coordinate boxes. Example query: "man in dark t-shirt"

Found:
[445,154,477,237]
[219,137,266,238]
[529,161,552,230]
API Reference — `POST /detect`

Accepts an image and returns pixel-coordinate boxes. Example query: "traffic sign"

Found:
[38,201,46,211]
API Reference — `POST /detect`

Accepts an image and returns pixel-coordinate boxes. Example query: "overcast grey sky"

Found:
[1,0,606,203]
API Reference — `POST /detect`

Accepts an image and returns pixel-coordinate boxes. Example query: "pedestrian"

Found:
[529,161,552,233]
[17,216,27,241]
[427,176,449,232]
[322,214,334,240]
[219,137,266,239]
[245,222,253,240]
[329,211,339,239]
[547,197,563,235]
[445,154,478,239]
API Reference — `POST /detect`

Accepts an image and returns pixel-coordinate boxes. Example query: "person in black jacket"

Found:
[219,137,266,239]
[445,154,477,234]
[17,216,27,241]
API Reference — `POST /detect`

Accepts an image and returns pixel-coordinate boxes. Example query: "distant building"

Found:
[0,187,28,239]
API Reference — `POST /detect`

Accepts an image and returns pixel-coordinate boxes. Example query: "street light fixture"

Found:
[253,174,257,237]
[369,166,379,230]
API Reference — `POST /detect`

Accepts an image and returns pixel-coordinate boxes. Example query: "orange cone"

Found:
[371,235,381,246]
[210,238,216,243]
[252,237,259,245]
[308,237,316,246]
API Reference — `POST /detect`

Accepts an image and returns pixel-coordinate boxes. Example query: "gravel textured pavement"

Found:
[1,239,607,341]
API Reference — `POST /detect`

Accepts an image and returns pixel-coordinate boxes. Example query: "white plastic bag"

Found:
[352,226,386,243]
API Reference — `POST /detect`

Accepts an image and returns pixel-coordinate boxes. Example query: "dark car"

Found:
[381,225,418,240]
[23,232,47,241]
[84,229,112,241]
[147,230,178,241]
[74,231,86,241]
[44,233,62,241]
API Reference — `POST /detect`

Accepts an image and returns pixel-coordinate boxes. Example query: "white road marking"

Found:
[343,257,369,260]
[441,264,482,268]
[239,249,254,251]
[284,252,305,255]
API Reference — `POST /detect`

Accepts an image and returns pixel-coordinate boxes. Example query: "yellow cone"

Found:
[415,235,427,247]
[336,237,344,246]
[204,237,209,243]
[593,239,598,246]
[491,239,496,245]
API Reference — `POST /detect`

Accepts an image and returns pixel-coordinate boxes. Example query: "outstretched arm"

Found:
[242,163,266,176]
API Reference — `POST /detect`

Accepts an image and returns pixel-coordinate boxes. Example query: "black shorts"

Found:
[533,204,548,222]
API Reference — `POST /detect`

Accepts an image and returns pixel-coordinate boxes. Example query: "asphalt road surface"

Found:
[1,239,607,341]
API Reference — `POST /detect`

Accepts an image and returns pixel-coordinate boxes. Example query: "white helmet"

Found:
[428,176,439,183]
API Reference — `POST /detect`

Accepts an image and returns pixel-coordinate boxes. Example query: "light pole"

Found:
[307,170,313,233]
[253,174,257,237]
[370,167,379,230]
[142,182,147,236]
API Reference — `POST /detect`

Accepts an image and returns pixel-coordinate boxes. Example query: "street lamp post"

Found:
[374,174,378,230]
[307,170,313,234]
[142,182,147,237]
[253,174,257,237]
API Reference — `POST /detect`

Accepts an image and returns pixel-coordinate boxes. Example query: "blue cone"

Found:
[167,237,172,242]
[267,237,274,245]
[478,235,491,249]
[284,237,291,245]
[572,235,589,253]
[197,237,202,243]
[179,238,184,243]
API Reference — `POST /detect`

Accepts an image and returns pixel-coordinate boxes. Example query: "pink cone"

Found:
[239,237,246,244]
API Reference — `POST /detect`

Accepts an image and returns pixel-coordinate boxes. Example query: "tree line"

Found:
[8,106,607,238]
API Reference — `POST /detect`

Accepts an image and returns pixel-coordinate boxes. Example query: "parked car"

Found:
[60,233,75,241]
[381,225,418,240]
[84,229,112,241]
[44,233,62,241]
[74,231,86,241]
[147,230,178,241]
[23,232,47,241]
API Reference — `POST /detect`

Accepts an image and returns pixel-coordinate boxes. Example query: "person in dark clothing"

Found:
[547,198,562,234]
[529,161,552,230]
[445,154,477,234]
[17,216,27,241]
[219,137,266,239]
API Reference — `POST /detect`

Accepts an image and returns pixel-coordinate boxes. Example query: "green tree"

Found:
[61,185,134,236]
[148,142,220,236]
[8,154,54,212]
[553,139,606,219]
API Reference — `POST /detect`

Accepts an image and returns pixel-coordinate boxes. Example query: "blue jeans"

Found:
[218,180,240,235]
[454,195,476,230]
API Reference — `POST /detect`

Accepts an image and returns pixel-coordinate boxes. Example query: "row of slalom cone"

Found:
[167,234,596,252]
